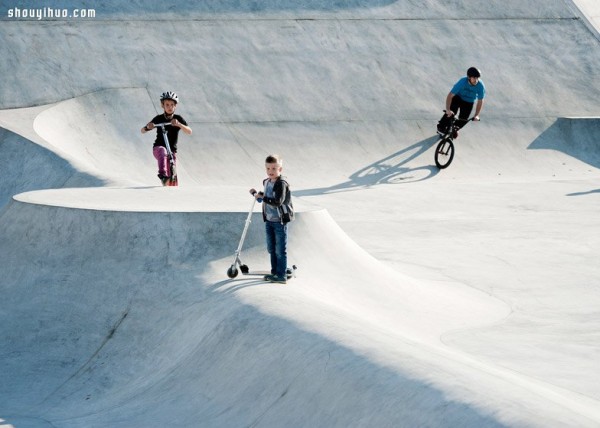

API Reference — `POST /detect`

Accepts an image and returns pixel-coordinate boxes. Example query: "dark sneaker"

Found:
[437,124,451,136]
[267,275,287,284]
[452,129,459,139]
[158,174,169,186]
[263,274,276,281]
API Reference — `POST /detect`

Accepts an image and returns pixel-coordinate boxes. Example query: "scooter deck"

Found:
[242,270,271,276]
[244,271,294,278]
[240,265,297,279]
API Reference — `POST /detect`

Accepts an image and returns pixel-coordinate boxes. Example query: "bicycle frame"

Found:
[440,112,475,138]
[434,112,478,169]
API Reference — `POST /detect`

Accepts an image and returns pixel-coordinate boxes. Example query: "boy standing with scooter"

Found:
[141,91,192,186]
[250,154,294,284]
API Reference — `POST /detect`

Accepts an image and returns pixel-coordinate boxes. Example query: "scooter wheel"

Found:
[227,266,238,278]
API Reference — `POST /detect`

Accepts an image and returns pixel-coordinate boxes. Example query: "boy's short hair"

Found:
[265,154,283,166]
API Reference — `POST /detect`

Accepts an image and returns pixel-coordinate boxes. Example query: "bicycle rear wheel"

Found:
[434,138,455,169]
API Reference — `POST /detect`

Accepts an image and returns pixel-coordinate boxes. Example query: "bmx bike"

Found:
[434,112,477,169]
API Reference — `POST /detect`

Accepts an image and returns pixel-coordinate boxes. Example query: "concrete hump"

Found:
[0,194,512,427]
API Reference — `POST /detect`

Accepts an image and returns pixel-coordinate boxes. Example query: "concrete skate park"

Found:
[1,1,600,427]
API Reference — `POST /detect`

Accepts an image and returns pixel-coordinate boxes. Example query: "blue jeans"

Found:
[265,221,288,278]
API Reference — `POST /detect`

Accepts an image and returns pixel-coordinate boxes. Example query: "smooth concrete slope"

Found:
[0,0,578,22]
[2,198,600,428]
[0,126,103,209]
[2,0,600,191]
[529,117,600,170]
[1,148,599,428]
[0,199,500,427]
[572,0,600,39]
[1,88,599,197]
[0,1,598,120]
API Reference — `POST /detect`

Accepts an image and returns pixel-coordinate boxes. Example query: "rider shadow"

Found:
[295,136,440,197]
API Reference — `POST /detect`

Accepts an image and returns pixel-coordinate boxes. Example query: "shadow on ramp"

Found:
[528,117,600,170]
[0,199,509,427]
[295,136,439,196]
[0,127,104,210]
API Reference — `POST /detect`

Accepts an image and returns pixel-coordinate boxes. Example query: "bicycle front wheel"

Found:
[434,138,455,169]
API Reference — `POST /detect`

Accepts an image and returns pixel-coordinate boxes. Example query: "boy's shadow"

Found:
[295,136,440,197]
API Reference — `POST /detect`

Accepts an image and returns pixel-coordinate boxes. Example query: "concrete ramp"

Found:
[3,88,597,194]
[529,117,600,170]
[1,182,599,427]
[0,195,529,427]
[0,127,102,208]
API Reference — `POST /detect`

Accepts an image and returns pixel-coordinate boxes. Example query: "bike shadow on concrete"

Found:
[295,136,440,197]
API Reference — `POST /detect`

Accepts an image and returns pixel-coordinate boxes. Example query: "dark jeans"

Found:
[265,221,288,278]
[438,95,474,132]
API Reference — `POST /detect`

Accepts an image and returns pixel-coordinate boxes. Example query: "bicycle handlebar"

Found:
[443,110,480,122]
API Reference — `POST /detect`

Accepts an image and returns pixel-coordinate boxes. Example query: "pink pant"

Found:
[153,146,177,177]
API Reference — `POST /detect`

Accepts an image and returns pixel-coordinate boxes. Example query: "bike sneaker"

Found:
[267,275,287,284]
[263,274,276,281]
[452,129,459,139]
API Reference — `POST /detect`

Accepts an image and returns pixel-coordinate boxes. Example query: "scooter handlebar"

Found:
[250,189,263,203]
[144,122,171,131]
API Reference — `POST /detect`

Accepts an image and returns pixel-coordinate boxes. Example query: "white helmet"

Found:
[160,91,179,104]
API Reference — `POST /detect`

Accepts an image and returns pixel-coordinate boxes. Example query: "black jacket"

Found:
[261,176,294,224]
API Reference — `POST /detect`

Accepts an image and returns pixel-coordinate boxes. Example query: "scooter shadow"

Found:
[208,277,270,294]
[295,136,440,197]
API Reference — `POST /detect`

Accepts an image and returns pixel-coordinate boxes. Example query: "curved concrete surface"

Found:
[1,0,600,427]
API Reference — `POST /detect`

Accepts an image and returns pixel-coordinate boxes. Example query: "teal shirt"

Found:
[451,77,485,103]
